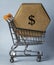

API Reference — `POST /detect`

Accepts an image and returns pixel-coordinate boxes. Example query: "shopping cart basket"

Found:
[3,3,50,63]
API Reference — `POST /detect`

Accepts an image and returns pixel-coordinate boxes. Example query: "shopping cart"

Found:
[3,3,50,63]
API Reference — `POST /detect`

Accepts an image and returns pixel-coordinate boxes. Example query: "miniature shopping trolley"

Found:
[3,3,50,63]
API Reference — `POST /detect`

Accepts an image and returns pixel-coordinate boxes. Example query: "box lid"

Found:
[14,3,50,31]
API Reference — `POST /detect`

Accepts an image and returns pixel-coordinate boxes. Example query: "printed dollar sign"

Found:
[28,15,35,25]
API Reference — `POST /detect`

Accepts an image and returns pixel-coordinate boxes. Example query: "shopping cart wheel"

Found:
[10,57,14,63]
[36,52,41,62]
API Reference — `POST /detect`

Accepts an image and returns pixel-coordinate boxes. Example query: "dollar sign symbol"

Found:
[28,15,35,25]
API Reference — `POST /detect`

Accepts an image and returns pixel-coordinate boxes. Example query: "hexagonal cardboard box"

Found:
[14,3,50,32]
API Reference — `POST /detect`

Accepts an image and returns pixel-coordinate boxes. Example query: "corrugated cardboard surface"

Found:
[14,3,50,32]
[15,29,45,37]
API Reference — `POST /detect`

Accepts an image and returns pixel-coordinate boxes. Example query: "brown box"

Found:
[14,3,50,32]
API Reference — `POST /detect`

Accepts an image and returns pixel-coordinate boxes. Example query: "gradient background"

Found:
[0,0,54,65]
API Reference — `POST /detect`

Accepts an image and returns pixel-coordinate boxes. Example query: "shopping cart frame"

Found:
[6,19,45,63]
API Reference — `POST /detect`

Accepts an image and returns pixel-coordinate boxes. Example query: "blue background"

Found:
[0,0,54,65]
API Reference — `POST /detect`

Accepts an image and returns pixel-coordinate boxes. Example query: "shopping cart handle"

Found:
[3,13,13,21]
